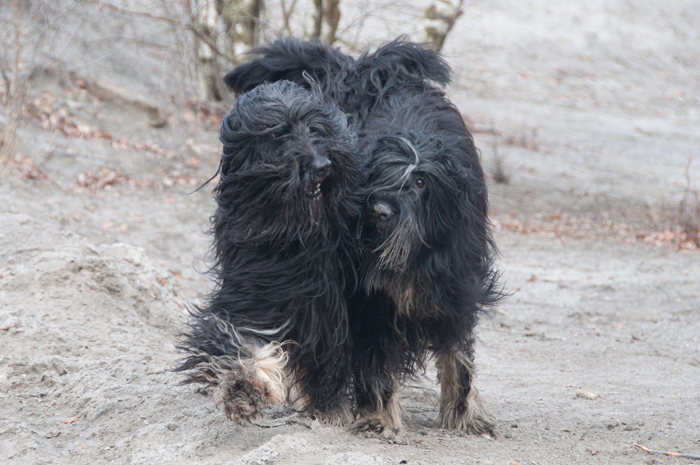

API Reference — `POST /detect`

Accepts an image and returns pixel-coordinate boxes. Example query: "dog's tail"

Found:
[223,38,349,95]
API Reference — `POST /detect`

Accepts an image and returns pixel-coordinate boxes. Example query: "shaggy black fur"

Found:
[349,90,502,433]
[175,80,361,421]
[223,38,503,433]
[224,38,450,130]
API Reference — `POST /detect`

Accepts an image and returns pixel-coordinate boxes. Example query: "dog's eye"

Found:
[415,178,426,189]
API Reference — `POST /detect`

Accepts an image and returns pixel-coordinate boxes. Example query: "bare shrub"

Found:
[471,121,512,185]
[502,127,539,151]
[0,0,22,184]
[679,159,700,246]
[488,124,511,185]
[490,141,511,185]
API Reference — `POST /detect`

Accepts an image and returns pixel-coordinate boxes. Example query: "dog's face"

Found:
[359,131,481,290]
[215,81,358,243]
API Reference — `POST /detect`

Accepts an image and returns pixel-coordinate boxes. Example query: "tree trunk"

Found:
[323,0,341,45]
[192,0,225,101]
[190,0,266,101]
[312,0,340,45]
[220,0,265,58]
[312,0,324,39]
[418,0,464,52]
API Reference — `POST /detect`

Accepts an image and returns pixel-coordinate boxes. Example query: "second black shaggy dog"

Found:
[226,39,503,434]
[175,80,361,424]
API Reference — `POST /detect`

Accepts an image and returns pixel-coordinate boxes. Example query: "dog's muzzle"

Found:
[372,202,394,223]
[368,200,398,237]
[306,155,331,199]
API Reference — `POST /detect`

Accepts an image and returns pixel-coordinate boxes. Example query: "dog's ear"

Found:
[369,38,451,86]
[223,38,344,95]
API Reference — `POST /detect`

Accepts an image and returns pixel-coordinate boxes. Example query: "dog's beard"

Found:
[294,176,333,235]
[375,213,418,271]
[299,194,326,237]
[265,179,341,247]
[361,212,420,293]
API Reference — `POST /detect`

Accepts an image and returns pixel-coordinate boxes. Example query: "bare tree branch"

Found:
[84,0,237,64]
[279,0,299,36]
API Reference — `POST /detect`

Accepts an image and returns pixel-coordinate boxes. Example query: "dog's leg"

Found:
[287,364,354,426]
[307,396,355,427]
[213,342,288,423]
[348,293,405,433]
[435,346,495,435]
[351,372,402,433]
[308,378,355,427]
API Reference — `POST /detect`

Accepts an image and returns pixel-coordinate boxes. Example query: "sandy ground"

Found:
[1,0,699,464]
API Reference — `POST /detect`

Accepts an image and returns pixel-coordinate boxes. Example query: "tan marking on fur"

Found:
[390,274,417,317]
[387,273,440,320]
[247,341,289,404]
[287,376,310,412]
[381,389,403,431]
[436,350,495,435]
[354,376,403,432]
[208,341,290,422]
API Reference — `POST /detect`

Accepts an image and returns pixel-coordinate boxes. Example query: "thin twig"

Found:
[12,0,20,97]
[570,426,593,452]
[249,420,286,428]
[634,443,700,461]
[484,326,566,341]
[86,0,181,26]
[0,67,10,106]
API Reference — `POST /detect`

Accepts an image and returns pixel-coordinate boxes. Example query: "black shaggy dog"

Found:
[225,39,503,435]
[175,80,361,424]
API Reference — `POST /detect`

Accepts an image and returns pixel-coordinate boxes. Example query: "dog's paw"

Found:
[440,406,497,437]
[309,408,354,427]
[215,371,267,423]
[350,417,387,434]
[307,400,354,427]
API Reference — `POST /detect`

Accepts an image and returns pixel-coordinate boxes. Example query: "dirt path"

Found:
[1,0,698,464]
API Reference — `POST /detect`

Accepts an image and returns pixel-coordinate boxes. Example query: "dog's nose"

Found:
[372,202,393,222]
[313,156,332,180]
